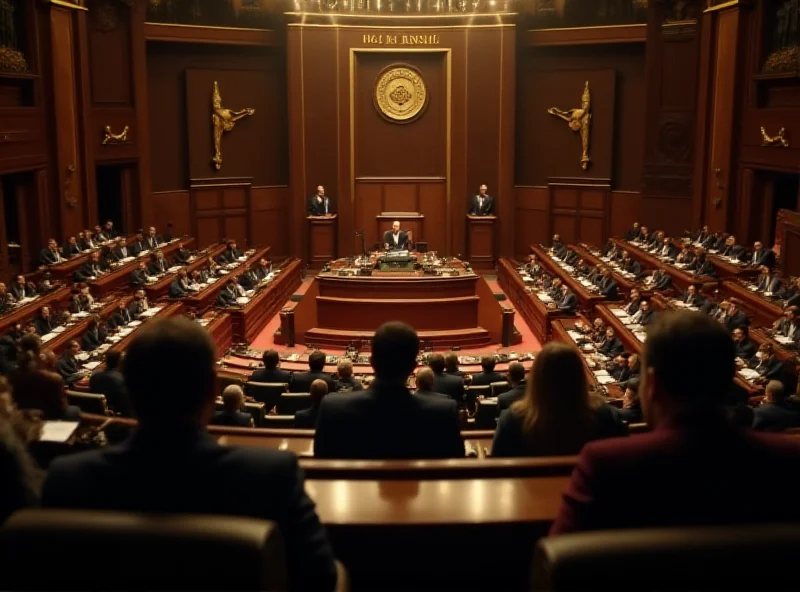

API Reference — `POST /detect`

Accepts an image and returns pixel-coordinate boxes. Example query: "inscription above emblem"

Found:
[374,65,428,124]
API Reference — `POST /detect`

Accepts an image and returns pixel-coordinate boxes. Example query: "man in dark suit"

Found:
[169,268,190,299]
[413,367,449,399]
[210,384,253,428]
[749,241,776,268]
[33,306,57,336]
[733,326,756,362]
[720,301,750,332]
[129,230,146,255]
[147,251,168,276]
[774,306,800,341]
[143,226,161,251]
[307,185,334,217]
[291,351,335,393]
[550,234,568,259]
[637,226,651,246]
[127,290,150,319]
[681,284,705,309]
[334,360,363,392]
[649,268,672,291]
[79,229,97,251]
[693,225,710,244]
[39,238,64,266]
[314,321,464,459]
[238,264,260,290]
[624,222,642,241]
[657,238,677,260]
[555,284,578,314]
[597,328,624,357]
[219,240,243,264]
[55,340,83,385]
[622,255,642,277]
[755,265,781,294]
[102,220,117,239]
[468,184,494,216]
[631,299,656,326]
[691,252,716,277]
[754,380,800,431]
[250,349,292,385]
[89,350,134,417]
[216,281,238,307]
[470,356,506,387]
[254,257,272,280]
[497,362,527,411]
[444,353,465,378]
[383,220,408,251]
[295,379,328,429]
[80,315,106,352]
[598,270,618,300]
[129,261,148,286]
[428,352,464,407]
[720,235,745,260]
[78,252,104,281]
[623,288,642,316]
[750,343,784,383]
[112,237,131,261]
[10,275,35,300]
[550,310,800,535]
[64,236,81,257]
[42,317,338,591]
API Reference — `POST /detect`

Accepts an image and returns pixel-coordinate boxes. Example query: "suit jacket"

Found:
[413,388,450,400]
[623,298,641,316]
[250,367,292,386]
[757,274,781,294]
[785,292,800,309]
[130,268,148,286]
[694,260,716,277]
[10,283,35,300]
[682,292,705,308]
[334,377,363,392]
[294,405,321,429]
[470,371,507,387]
[143,236,161,251]
[112,246,130,261]
[625,260,643,276]
[55,354,81,384]
[775,317,799,340]
[210,410,253,428]
[89,369,133,417]
[735,338,757,361]
[169,279,188,299]
[751,355,783,380]
[432,372,464,406]
[694,230,709,244]
[65,243,81,257]
[34,315,57,336]
[638,309,656,326]
[469,194,494,216]
[41,427,337,591]
[79,237,96,251]
[216,289,237,307]
[39,248,63,266]
[550,414,800,534]
[497,383,526,411]
[307,195,333,216]
[220,248,243,265]
[239,270,260,290]
[750,248,776,268]
[79,261,102,280]
[552,243,568,259]
[127,299,149,318]
[599,278,618,300]
[383,230,409,251]
[598,337,624,357]
[291,370,336,394]
[147,259,168,276]
[314,383,464,459]
[722,310,750,332]
[658,244,678,259]
[81,328,105,352]
[651,272,672,291]
[558,292,578,313]
[721,244,746,260]
[129,239,146,255]
[753,403,800,432]
[109,307,132,329]
[625,228,642,241]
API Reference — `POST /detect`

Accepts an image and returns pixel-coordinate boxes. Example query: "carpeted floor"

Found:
[250,275,542,354]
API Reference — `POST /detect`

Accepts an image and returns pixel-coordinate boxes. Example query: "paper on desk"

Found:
[612,308,628,317]
[40,333,57,343]
[594,370,610,377]
[775,336,794,345]
[127,320,142,327]
[567,330,583,341]
[749,285,759,291]
[739,368,759,380]
[580,279,592,287]
[75,352,90,361]
[83,361,102,370]
[73,311,89,319]
[108,336,122,343]
[595,375,616,385]
[537,293,553,303]
[207,277,218,283]
[167,266,182,273]
[236,297,250,305]
[119,257,135,263]
[118,328,134,336]
[522,276,534,283]
[40,421,80,443]
[634,331,647,342]
[51,325,66,333]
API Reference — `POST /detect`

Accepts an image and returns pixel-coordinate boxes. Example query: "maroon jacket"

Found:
[550,413,800,535]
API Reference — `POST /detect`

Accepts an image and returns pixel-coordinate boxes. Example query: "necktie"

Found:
[324,198,328,214]
[479,197,483,210]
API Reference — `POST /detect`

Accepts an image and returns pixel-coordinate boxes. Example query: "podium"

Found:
[466,215,497,270]
[308,214,337,267]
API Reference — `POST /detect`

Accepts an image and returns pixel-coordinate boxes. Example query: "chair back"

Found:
[245,381,289,411]
[262,414,297,429]
[490,381,511,398]
[277,392,312,415]
[532,524,800,591]
[0,509,288,591]
[474,398,499,429]
[464,385,490,416]
[65,390,108,415]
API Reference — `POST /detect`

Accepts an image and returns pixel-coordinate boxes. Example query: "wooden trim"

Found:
[47,0,88,11]
[144,22,279,46]
[524,23,646,47]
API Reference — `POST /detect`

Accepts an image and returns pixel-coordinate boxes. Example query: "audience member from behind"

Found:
[444,352,465,377]
[42,317,337,591]
[334,360,363,392]
[12,335,80,421]
[291,350,335,393]
[470,356,506,387]
[428,352,465,406]
[497,361,527,410]
[295,379,328,429]
[88,351,133,418]
[250,349,292,386]
[753,380,800,432]
[413,367,447,399]
[550,310,800,534]
[492,343,623,458]
[210,384,253,428]
[618,377,643,424]
[314,322,463,459]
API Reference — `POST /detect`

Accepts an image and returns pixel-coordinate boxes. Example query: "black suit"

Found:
[693,260,716,277]
[79,261,102,280]
[129,240,146,255]
[130,268,148,286]
[469,194,494,216]
[81,328,105,352]
[599,278,618,300]
[143,235,161,251]
[558,292,578,313]
[210,410,252,427]
[65,243,81,257]
[41,427,337,591]
[10,283,35,300]
[291,370,336,394]
[757,274,781,294]
[110,307,132,329]
[239,270,260,290]
[736,339,757,361]
[147,259,168,276]
[598,337,624,357]
[89,369,133,417]
[216,289,237,307]
[314,383,464,459]
[721,244,746,260]
[79,238,96,251]
[432,371,464,406]
[751,355,784,380]
[39,248,63,266]
[651,272,672,291]
[682,292,705,308]
[34,315,57,336]
[55,354,81,385]
[498,383,526,411]
[128,299,149,319]
[624,228,642,241]
[749,248,776,268]
[169,278,188,299]
[250,367,292,385]
[219,248,243,264]
[657,244,678,259]
[307,195,334,216]
[470,371,507,387]
[722,310,750,332]
[383,230,409,251]
[334,377,363,392]
[625,260,643,276]
[294,405,321,429]
[623,298,641,316]
[112,246,130,261]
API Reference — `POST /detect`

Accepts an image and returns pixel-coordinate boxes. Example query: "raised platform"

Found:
[303,327,492,349]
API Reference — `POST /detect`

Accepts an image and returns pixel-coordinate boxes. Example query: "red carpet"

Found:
[250,276,542,354]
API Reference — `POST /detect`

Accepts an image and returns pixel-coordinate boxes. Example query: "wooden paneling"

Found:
[91,106,138,161]
[251,186,289,256]
[549,178,610,246]
[87,3,132,105]
[190,179,250,249]
[514,186,549,256]
[0,109,47,173]
[609,190,642,237]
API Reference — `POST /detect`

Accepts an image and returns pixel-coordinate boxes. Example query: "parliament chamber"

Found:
[1,0,800,590]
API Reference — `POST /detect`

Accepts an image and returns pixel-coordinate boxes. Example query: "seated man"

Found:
[637,226,651,245]
[470,355,507,387]
[750,343,783,383]
[79,230,97,251]
[732,326,757,362]
[92,224,108,243]
[238,264,260,290]
[624,222,642,242]
[129,230,146,255]
[255,257,272,280]
[657,237,677,260]
[753,380,800,432]
[108,301,131,330]
[694,225,710,244]
[444,353,465,378]
[42,317,338,591]
[112,238,131,261]
[621,255,642,277]
[89,350,134,417]
[102,220,117,239]
[54,340,83,385]
[755,265,781,294]
[648,268,672,291]
[690,251,716,277]
[333,360,363,392]
[78,252,104,281]
[383,220,408,251]
[80,315,107,352]
[597,327,624,357]
[631,299,656,326]
[64,236,81,257]
[39,238,64,266]
[173,242,192,265]
[773,306,800,341]
[216,280,238,307]
[295,379,328,429]
[210,384,253,428]
[598,270,618,300]
[428,352,464,406]
[169,268,191,299]
[147,251,168,276]
[250,349,292,385]
[128,290,150,319]
[646,231,664,252]
[720,235,745,260]
[219,239,243,264]
[314,321,464,459]
[33,306,57,336]
[622,288,642,316]
[675,246,695,266]
[618,353,641,388]
[554,284,578,314]
[617,377,643,424]
[550,310,800,535]
[413,367,448,398]
[681,284,705,308]
[497,361,527,411]
[291,351,336,393]
[129,261,149,286]
[720,301,750,332]
[550,234,568,259]
[749,240,776,268]
[143,226,161,251]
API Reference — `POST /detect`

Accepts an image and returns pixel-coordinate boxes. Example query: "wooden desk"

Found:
[205,312,233,357]
[308,214,337,267]
[497,258,566,343]
[143,242,225,301]
[228,258,303,343]
[530,245,606,311]
[720,279,784,329]
[376,213,424,249]
[42,297,126,357]
[0,285,71,335]
[183,246,271,313]
[611,238,717,292]
[89,238,195,298]
[571,244,650,297]
[708,254,760,280]
[466,215,496,270]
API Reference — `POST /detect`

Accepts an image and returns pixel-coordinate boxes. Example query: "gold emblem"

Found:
[548,81,592,171]
[374,65,428,123]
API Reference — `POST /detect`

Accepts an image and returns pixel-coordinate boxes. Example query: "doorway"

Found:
[95,165,125,233]
[0,172,40,279]
[766,171,800,246]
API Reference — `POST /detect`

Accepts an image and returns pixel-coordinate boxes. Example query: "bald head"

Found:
[310,379,328,404]
[222,384,244,412]
[416,367,434,391]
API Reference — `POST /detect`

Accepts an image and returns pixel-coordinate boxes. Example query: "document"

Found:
[40,421,79,443]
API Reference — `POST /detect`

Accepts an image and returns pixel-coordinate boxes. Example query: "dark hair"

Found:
[371,322,419,382]
[122,317,215,424]
[481,356,496,372]
[105,350,122,370]
[428,353,445,374]
[644,311,735,404]
[262,349,279,370]
[444,352,459,372]
[308,351,326,372]
[508,361,526,383]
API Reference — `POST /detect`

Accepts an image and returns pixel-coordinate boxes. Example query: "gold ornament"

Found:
[548,81,593,171]
[374,65,428,123]
[211,81,255,171]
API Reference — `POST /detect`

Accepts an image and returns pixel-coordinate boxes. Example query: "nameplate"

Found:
[361,33,441,46]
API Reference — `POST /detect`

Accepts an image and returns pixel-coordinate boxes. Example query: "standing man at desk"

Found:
[469,184,494,216]
[383,220,408,251]
[308,185,334,216]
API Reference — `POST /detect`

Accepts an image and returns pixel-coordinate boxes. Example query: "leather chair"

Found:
[0,509,288,590]
[464,385,490,417]
[474,398,498,429]
[277,393,312,415]
[245,381,289,411]
[66,390,108,415]
[490,381,510,398]
[532,524,800,591]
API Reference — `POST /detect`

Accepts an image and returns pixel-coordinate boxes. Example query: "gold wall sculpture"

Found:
[211,80,255,171]
[547,81,592,171]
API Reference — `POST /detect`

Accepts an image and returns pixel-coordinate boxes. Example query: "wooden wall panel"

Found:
[383,183,418,212]
[151,190,191,237]
[88,6,132,105]
[418,181,447,255]
[190,181,250,248]
[251,186,288,256]
[609,190,642,238]
[514,186,549,255]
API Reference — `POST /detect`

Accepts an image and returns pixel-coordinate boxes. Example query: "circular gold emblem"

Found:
[374,65,428,123]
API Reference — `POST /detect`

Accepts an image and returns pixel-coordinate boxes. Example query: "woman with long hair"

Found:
[492,342,624,457]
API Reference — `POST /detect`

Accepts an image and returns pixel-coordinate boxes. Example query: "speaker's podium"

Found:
[466,214,497,270]
[308,214,337,267]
